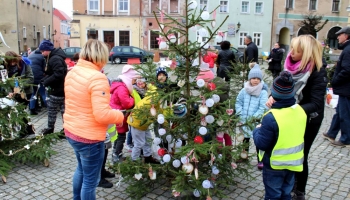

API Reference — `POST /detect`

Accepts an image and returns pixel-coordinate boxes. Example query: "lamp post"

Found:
[52,29,57,46]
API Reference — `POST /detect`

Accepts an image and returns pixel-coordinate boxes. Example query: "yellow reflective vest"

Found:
[259,104,307,172]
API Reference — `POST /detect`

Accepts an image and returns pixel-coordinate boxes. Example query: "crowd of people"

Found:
[2,27,350,200]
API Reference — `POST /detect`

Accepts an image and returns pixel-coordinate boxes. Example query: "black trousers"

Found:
[243,138,260,162]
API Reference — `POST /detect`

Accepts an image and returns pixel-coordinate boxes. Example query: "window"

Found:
[253,32,262,48]
[239,32,248,46]
[119,31,130,46]
[23,27,27,38]
[33,25,36,39]
[150,30,160,49]
[200,0,208,11]
[332,0,339,12]
[47,0,50,12]
[309,0,316,10]
[241,1,249,13]
[220,1,228,13]
[286,0,293,9]
[121,47,131,53]
[89,0,98,11]
[64,40,68,48]
[255,2,263,14]
[169,0,179,13]
[150,0,160,14]
[32,0,36,6]
[27,0,30,4]
[119,0,128,12]
[42,0,45,10]
[43,26,46,39]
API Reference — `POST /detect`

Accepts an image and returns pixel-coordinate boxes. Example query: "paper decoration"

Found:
[172,159,181,168]
[201,11,210,20]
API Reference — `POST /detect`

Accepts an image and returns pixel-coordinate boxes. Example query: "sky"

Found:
[53,0,73,18]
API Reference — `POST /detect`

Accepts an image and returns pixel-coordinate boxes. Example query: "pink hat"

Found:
[118,65,139,94]
[196,70,214,82]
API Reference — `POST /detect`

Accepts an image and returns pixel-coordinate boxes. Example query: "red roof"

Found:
[53,8,72,21]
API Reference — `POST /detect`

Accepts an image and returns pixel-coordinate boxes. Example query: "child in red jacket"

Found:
[202,50,218,74]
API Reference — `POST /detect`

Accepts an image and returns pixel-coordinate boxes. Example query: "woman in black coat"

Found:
[266,35,328,200]
[267,42,285,79]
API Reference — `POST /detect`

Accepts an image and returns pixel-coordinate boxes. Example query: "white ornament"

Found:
[205,99,214,107]
[157,114,164,119]
[169,35,177,43]
[182,163,194,173]
[212,94,220,103]
[172,159,181,168]
[193,189,201,197]
[134,173,142,180]
[175,139,182,148]
[181,156,189,164]
[9,150,12,155]
[159,128,166,136]
[202,180,211,189]
[163,154,171,163]
[157,116,165,124]
[212,166,220,175]
[0,98,16,108]
[159,41,167,50]
[24,144,30,150]
[182,134,188,139]
[198,105,209,115]
[166,135,172,143]
[217,119,224,126]
[150,107,157,116]
[153,137,161,145]
[198,28,209,37]
[215,34,223,43]
[188,0,198,9]
[196,79,205,87]
[241,151,248,159]
[218,154,222,159]
[236,133,245,142]
[205,115,215,124]
[201,11,210,20]
[199,126,207,135]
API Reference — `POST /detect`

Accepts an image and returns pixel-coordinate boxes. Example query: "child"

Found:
[126,78,147,151]
[196,67,232,146]
[202,50,218,74]
[235,64,268,169]
[253,71,307,200]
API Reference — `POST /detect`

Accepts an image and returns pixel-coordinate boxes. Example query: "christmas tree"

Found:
[114,1,259,199]
[0,46,60,183]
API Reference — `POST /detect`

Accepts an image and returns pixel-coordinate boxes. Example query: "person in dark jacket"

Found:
[39,40,67,135]
[266,35,327,200]
[254,71,307,200]
[323,27,350,147]
[216,40,236,82]
[28,49,47,115]
[244,35,259,64]
[267,42,285,79]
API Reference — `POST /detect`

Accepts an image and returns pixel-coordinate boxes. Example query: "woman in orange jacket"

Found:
[63,39,124,200]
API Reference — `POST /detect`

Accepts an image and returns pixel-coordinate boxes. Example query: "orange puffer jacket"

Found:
[63,59,124,141]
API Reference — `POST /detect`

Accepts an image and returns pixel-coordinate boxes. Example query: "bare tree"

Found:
[298,13,329,37]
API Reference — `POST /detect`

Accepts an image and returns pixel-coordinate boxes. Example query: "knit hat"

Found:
[271,71,295,100]
[156,67,168,80]
[196,70,214,82]
[118,65,140,94]
[248,64,263,80]
[39,40,54,51]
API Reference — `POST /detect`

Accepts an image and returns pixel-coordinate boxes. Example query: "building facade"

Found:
[0,0,53,54]
[272,0,349,52]
[53,8,71,48]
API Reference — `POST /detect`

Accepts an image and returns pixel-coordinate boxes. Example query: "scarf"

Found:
[284,52,312,75]
[244,81,263,96]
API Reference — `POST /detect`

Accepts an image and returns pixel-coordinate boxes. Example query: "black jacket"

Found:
[42,48,67,97]
[216,49,236,67]
[28,50,46,84]
[332,40,350,97]
[267,48,284,71]
[244,42,259,64]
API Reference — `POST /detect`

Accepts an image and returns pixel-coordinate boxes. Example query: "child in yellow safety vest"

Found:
[253,71,307,200]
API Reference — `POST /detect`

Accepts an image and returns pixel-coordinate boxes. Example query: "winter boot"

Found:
[30,109,38,115]
[97,178,113,188]
[144,156,160,164]
[41,128,54,135]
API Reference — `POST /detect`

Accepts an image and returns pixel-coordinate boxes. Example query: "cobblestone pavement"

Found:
[1,63,350,200]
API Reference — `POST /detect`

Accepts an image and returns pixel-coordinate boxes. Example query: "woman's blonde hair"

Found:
[80,39,109,68]
[289,35,323,72]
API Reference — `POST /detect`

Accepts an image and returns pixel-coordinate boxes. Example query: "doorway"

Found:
[103,31,115,51]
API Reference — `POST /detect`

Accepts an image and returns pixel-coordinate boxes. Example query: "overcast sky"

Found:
[53,0,73,18]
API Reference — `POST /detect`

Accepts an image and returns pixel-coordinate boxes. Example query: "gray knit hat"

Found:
[248,64,263,80]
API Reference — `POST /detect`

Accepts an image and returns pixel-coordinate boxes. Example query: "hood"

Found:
[50,48,66,59]
[110,80,125,94]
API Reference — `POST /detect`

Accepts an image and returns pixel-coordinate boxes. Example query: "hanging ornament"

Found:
[195,168,199,179]
[153,137,161,145]
[198,105,208,115]
[216,119,224,126]
[196,79,205,88]
[181,156,189,164]
[211,10,216,28]
[218,154,222,159]
[231,162,238,169]
[236,133,244,142]
[207,195,212,200]
[205,99,214,107]
[165,135,172,143]
[159,40,167,49]
[199,127,207,135]
[241,151,248,159]
[134,173,143,180]
[158,128,166,136]
[201,117,207,126]
[193,189,201,197]
[194,136,204,144]
[157,116,165,124]
[170,58,177,70]
[168,34,177,43]
[202,180,211,189]
[149,166,156,180]
[182,163,194,173]
[205,115,214,124]
[158,148,167,156]
[175,139,182,148]
[212,94,220,103]
[212,166,220,175]
[0,69,8,82]
[198,28,209,37]
[188,0,198,9]
[226,100,234,115]
[215,31,224,43]
[201,11,210,20]
[163,154,171,162]
[172,159,181,168]
[177,79,185,87]
[172,190,181,197]
[150,105,156,116]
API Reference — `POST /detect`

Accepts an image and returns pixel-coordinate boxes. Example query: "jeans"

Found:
[327,96,350,144]
[126,126,133,146]
[263,168,294,200]
[67,137,105,200]
[29,83,47,110]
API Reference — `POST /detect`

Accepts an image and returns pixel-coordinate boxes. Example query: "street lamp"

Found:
[236,22,241,33]
[52,29,57,45]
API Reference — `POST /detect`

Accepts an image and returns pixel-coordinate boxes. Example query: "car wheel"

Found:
[114,57,121,64]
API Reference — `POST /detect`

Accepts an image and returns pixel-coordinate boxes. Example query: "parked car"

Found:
[63,47,81,59]
[109,46,154,64]
[213,46,244,63]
